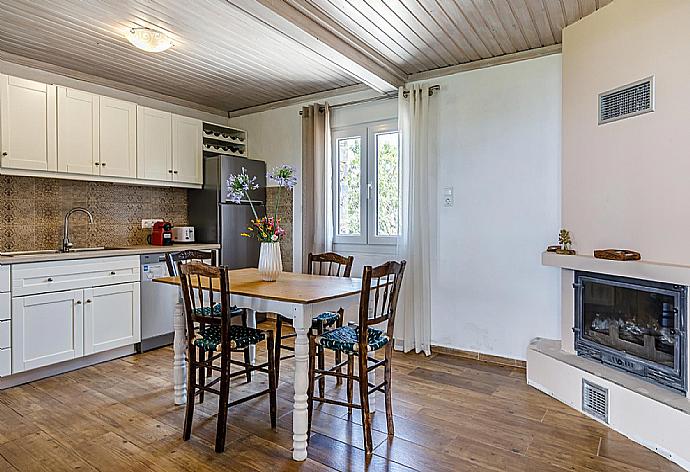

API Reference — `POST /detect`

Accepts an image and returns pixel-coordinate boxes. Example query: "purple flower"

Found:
[226,167,259,203]
[267,165,297,190]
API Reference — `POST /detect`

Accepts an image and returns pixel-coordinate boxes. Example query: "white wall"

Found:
[230,55,562,360]
[562,0,690,266]
[428,54,562,360]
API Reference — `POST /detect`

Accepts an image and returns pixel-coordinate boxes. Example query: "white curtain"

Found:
[301,103,333,271]
[396,83,437,356]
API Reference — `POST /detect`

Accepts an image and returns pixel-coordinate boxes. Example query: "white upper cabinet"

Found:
[0,74,57,171]
[57,86,99,175]
[172,114,202,185]
[99,96,136,178]
[137,106,172,182]
[1,75,208,187]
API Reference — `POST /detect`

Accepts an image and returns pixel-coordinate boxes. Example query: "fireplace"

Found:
[574,271,687,393]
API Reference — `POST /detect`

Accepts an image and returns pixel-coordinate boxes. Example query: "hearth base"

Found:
[527,338,690,471]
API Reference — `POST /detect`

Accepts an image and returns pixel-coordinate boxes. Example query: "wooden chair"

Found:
[178,261,277,452]
[274,252,354,396]
[166,250,251,386]
[306,260,406,455]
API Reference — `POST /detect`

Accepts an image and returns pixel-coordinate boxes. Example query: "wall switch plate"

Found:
[141,219,163,229]
[443,186,454,207]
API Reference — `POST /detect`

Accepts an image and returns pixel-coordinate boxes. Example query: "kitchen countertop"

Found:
[0,243,221,265]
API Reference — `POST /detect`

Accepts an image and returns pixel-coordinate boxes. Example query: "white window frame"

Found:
[331,119,399,249]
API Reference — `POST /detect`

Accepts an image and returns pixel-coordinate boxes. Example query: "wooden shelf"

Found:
[203,147,246,158]
[202,131,246,146]
[202,121,247,158]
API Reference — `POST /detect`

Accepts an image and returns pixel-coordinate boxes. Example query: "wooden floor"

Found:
[0,323,682,471]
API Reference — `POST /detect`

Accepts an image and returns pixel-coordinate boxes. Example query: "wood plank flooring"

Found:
[0,322,683,471]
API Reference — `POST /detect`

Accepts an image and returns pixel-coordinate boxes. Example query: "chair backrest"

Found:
[358,260,407,345]
[178,261,231,343]
[307,252,355,277]
[166,249,217,277]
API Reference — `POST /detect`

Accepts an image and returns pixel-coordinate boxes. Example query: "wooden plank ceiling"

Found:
[298,0,613,76]
[0,0,358,112]
[0,0,612,113]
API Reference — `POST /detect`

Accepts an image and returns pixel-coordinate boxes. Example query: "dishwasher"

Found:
[137,253,179,352]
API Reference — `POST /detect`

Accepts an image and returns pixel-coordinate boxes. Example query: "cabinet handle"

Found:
[101,163,106,167]
[1,152,7,156]
[86,299,92,304]
[110,271,116,275]
[168,169,173,173]
[173,170,178,174]
[94,162,100,166]
[47,277,54,282]
[76,300,82,305]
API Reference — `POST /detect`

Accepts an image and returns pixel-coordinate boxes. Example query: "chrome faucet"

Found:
[62,208,94,252]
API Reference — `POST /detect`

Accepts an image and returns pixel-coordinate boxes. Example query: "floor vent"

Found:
[599,77,654,125]
[582,379,608,423]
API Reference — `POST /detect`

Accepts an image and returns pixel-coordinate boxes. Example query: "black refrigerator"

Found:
[188,155,266,269]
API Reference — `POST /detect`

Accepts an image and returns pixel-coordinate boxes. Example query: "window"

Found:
[332,120,399,247]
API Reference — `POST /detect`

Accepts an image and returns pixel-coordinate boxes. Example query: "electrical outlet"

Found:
[141,219,163,229]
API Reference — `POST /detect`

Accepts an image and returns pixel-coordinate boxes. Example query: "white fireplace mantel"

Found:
[542,252,690,286]
[533,251,690,470]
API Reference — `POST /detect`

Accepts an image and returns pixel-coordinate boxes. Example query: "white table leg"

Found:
[292,323,310,461]
[246,308,257,364]
[173,300,187,405]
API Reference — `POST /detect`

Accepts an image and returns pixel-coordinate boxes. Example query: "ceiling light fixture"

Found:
[126,27,173,53]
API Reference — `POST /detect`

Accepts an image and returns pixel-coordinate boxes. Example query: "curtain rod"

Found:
[299,85,439,115]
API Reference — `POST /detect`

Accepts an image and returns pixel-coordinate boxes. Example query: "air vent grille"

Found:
[582,380,608,423]
[599,77,654,124]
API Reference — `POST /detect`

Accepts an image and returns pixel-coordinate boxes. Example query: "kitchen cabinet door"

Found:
[83,282,140,355]
[137,106,172,182]
[99,96,136,178]
[172,114,202,185]
[0,75,57,171]
[57,86,99,175]
[11,290,84,373]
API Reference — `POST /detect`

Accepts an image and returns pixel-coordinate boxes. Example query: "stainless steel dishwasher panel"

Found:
[138,253,178,352]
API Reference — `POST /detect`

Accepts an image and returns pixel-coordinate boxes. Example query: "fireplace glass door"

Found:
[575,272,687,393]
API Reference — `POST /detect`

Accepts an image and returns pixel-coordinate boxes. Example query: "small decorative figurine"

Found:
[556,229,576,255]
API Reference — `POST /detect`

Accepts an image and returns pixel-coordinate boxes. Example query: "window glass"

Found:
[376,131,399,236]
[337,136,361,235]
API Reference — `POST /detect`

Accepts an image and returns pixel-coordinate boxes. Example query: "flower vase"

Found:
[258,242,283,281]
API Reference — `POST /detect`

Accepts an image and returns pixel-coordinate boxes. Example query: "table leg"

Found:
[292,325,310,461]
[246,308,257,364]
[173,300,187,405]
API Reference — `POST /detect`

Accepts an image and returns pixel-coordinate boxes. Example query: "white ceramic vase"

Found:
[258,242,283,281]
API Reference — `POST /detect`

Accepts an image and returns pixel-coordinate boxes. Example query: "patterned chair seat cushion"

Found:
[316,325,389,355]
[193,303,244,317]
[193,325,265,351]
[312,311,340,328]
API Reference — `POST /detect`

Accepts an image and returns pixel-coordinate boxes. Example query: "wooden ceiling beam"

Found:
[225,0,404,93]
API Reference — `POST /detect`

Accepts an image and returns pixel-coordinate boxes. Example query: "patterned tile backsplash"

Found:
[266,186,294,272]
[0,175,188,252]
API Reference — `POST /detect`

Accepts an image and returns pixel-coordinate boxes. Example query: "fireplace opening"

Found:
[574,271,687,393]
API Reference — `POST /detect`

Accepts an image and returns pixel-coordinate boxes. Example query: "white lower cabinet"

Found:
[12,289,84,373]
[84,283,140,355]
[7,256,141,376]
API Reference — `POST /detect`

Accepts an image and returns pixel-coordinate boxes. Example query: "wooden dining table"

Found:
[153,267,364,461]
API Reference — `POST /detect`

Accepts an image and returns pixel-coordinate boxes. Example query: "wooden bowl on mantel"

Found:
[593,249,641,261]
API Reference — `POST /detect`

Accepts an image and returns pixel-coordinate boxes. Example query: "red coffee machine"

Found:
[148,221,173,246]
